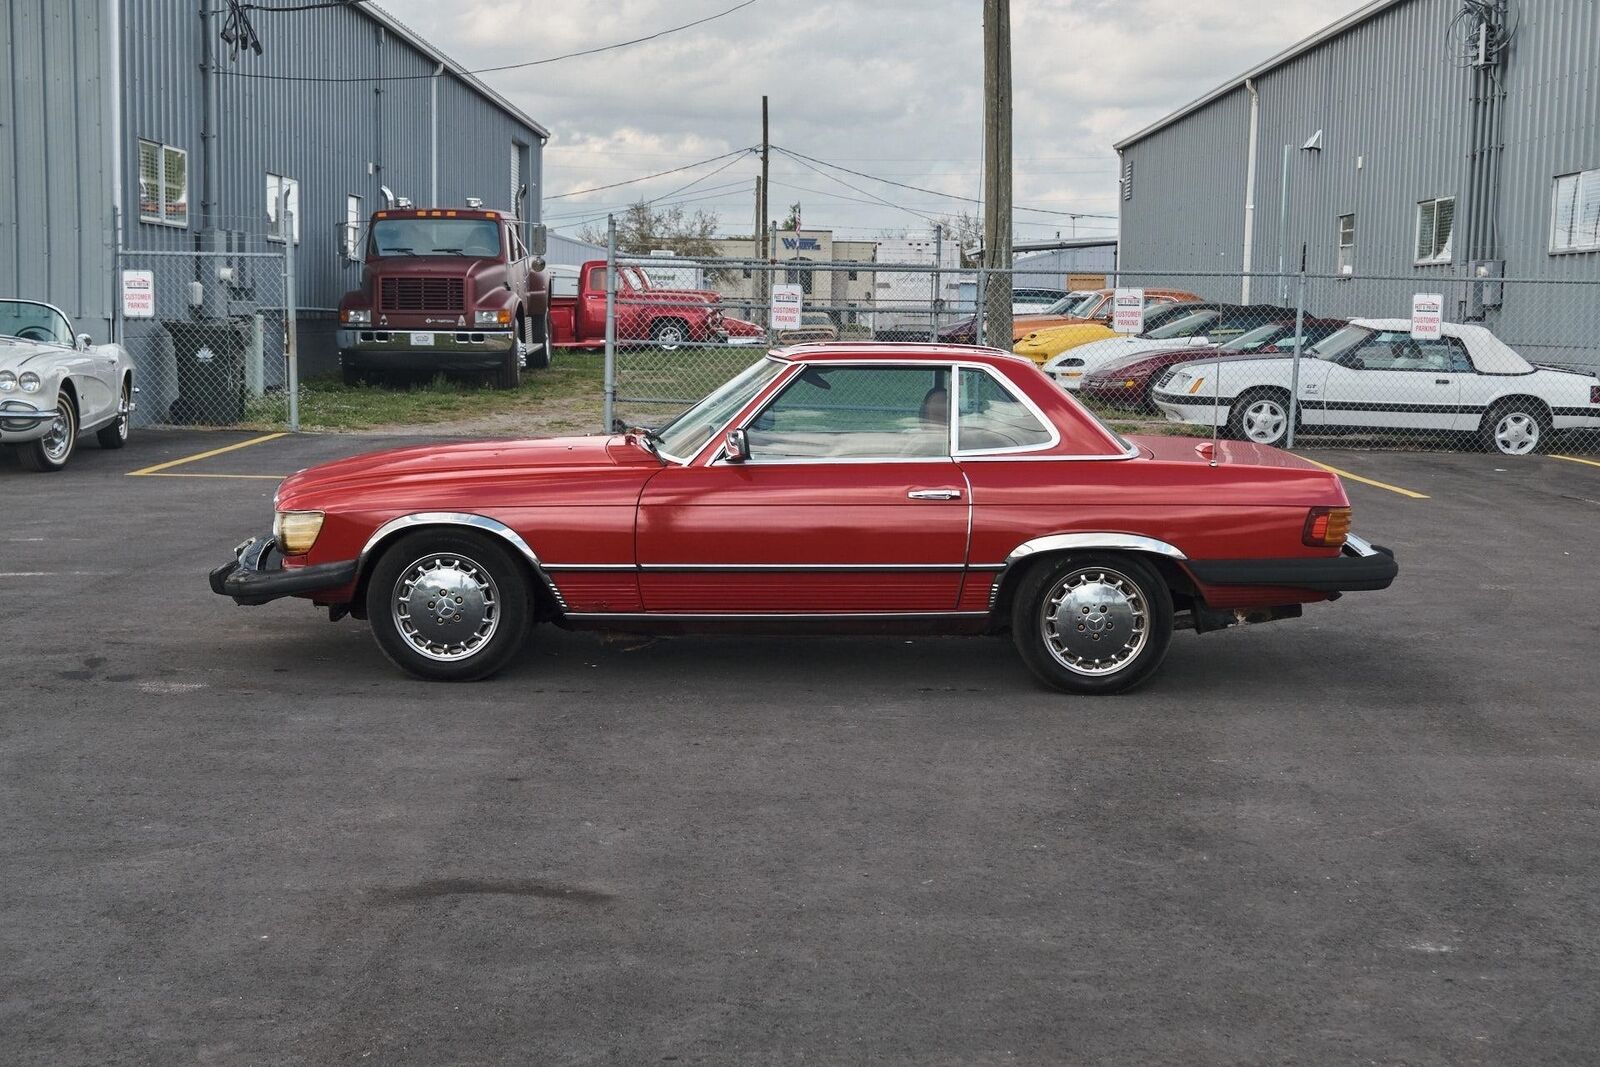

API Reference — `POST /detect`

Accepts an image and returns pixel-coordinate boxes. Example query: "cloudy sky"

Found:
[379,0,1366,243]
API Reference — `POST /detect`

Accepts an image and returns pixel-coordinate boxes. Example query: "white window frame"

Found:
[1549,168,1600,254]
[266,173,301,245]
[137,139,189,228]
[1336,213,1355,275]
[1414,196,1455,265]
[344,194,363,260]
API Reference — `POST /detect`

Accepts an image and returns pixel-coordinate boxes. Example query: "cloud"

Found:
[376,0,1366,239]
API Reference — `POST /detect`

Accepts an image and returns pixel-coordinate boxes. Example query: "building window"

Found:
[137,139,189,227]
[1414,196,1454,264]
[344,194,362,260]
[1550,169,1600,253]
[267,173,301,244]
[1121,159,1133,201]
[1336,214,1355,274]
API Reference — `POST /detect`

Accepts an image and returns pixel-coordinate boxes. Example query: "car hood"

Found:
[0,338,68,369]
[276,434,655,506]
[1046,336,1208,370]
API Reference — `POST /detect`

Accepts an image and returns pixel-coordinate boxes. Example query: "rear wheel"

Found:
[525,313,552,370]
[96,378,132,449]
[365,530,533,681]
[1481,399,1549,455]
[1228,388,1292,447]
[19,392,77,472]
[1010,553,1174,695]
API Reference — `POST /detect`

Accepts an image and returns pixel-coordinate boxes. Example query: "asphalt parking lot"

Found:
[4,430,1600,1065]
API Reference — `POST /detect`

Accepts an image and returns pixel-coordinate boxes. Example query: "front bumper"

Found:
[209,533,359,607]
[1184,535,1399,593]
[0,400,60,442]
[338,328,515,370]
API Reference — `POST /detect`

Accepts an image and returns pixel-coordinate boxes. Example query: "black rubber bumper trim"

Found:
[209,533,359,606]
[1185,544,1398,593]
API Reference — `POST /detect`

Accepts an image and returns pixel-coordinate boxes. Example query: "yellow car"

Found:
[1013,322,1116,366]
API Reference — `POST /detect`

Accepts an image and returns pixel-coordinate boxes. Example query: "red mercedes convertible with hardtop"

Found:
[211,343,1396,694]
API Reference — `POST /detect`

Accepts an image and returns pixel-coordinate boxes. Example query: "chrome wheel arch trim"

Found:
[358,512,567,611]
[988,533,1188,612]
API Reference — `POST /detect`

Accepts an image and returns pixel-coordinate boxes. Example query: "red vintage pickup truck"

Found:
[550,260,747,350]
[337,206,550,390]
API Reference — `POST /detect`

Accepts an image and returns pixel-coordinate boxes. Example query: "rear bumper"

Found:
[1184,535,1398,593]
[209,533,359,606]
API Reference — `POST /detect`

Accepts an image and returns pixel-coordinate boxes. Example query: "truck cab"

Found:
[338,207,549,389]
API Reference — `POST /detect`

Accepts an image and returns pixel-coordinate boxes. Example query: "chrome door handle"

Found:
[907,488,962,500]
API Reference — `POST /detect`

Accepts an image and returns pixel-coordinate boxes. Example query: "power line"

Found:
[546,148,755,200]
[775,152,941,225]
[774,145,1118,220]
[548,154,754,233]
[214,0,761,82]
[542,180,753,221]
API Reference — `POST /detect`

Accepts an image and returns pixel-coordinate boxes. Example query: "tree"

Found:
[780,202,802,231]
[579,200,724,259]
[937,212,984,267]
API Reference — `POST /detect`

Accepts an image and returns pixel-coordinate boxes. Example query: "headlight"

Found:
[272,510,325,554]
[19,372,40,393]
[0,371,15,392]
[474,309,511,327]
[341,308,372,326]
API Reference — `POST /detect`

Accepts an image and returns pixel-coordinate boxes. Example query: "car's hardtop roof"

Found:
[773,341,1032,367]
[1348,318,1533,373]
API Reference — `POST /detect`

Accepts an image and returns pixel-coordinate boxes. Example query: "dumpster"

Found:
[164,319,247,424]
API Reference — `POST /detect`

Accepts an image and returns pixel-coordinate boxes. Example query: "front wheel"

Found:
[1011,553,1174,695]
[1228,388,1292,447]
[365,530,533,681]
[494,332,523,390]
[18,393,77,472]
[525,313,553,370]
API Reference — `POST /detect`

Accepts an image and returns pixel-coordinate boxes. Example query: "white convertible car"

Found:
[1151,318,1600,455]
[0,300,134,471]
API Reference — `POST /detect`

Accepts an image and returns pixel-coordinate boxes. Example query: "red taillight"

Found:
[1303,506,1352,547]
[1590,384,1599,404]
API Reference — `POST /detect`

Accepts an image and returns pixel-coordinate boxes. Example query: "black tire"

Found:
[525,313,552,370]
[18,392,77,472]
[1010,553,1174,695]
[494,335,523,390]
[1227,387,1293,447]
[651,318,689,350]
[365,529,533,681]
[1479,398,1550,456]
[96,378,132,450]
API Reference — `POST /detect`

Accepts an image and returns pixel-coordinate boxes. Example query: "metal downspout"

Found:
[106,0,124,340]
[1241,77,1259,302]
[430,62,442,204]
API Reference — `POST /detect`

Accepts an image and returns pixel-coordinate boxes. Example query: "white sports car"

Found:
[0,300,135,471]
[1152,318,1600,455]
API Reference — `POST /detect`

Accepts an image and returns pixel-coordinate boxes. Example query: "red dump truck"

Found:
[337,206,550,389]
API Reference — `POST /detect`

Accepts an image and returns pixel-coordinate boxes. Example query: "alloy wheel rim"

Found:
[1040,567,1150,676]
[1243,400,1287,443]
[116,387,130,440]
[42,398,74,462]
[1495,412,1537,455]
[392,553,500,662]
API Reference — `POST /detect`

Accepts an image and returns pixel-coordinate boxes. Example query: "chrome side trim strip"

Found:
[1003,532,1188,565]
[357,512,567,608]
[543,562,1011,573]
[565,611,990,621]
[542,563,638,571]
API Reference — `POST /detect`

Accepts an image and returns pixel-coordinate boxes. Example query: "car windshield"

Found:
[1310,324,1376,361]
[1145,310,1219,339]
[0,300,72,345]
[1218,322,1290,351]
[652,356,790,461]
[368,219,502,258]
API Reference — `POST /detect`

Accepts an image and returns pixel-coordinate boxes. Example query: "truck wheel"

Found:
[651,319,688,351]
[365,529,533,681]
[494,344,523,390]
[1010,553,1174,695]
[525,313,552,370]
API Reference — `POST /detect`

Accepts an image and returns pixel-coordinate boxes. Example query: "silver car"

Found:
[0,300,134,471]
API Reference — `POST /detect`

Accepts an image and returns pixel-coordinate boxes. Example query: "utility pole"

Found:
[980,0,1013,346]
[752,175,764,326]
[760,95,770,319]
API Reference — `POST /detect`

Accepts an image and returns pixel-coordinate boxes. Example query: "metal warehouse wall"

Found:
[119,0,545,315]
[0,0,114,338]
[1117,0,1600,365]
[1012,244,1118,284]
[546,232,607,269]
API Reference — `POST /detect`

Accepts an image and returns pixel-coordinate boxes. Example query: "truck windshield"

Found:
[368,219,502,259]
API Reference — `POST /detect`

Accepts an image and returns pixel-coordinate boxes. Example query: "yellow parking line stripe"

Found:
[1292,454,1430,499]
[133,472,286,480]
[1551,454,1600,470]
[126,432,287,476]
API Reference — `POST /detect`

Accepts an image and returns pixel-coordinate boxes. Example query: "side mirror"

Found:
[724,428,750,463]
[77,332,93,350]
[529,224,548,257]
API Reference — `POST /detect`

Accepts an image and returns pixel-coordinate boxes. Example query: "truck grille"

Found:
[380,277,464,312]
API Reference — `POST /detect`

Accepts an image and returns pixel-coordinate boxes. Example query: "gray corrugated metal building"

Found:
[1,0,547,366]
[1115,0,1600,367]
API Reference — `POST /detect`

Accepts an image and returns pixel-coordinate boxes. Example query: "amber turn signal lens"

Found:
[1302,506,1351,547]
[273,510,325,555]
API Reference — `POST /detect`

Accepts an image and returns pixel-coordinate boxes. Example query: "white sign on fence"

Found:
[121,270,155,319]
[1411,293,1444,340]
[1112,288,1145,333]
[771,283,804,331]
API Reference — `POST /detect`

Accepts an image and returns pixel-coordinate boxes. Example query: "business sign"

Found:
[771,283,804,330]
[1410,293,1443,340]
[1112,288,1145,333]
[780,236,822,252]
[121,270,155,319]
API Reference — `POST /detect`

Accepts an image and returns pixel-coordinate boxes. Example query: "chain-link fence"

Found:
[115,248,299,429]
[601,246,1600,456]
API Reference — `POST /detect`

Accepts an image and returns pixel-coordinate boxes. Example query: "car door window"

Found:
[957,367,1054,452]
[1352,331,1461,372]
[745,366,951,460]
